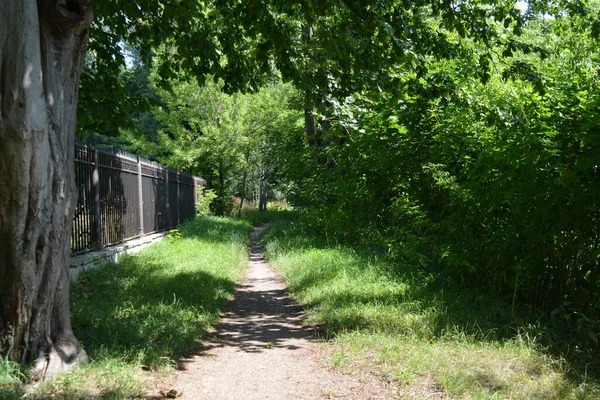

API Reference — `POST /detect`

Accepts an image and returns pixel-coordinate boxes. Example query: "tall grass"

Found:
[0,352,26,399]
[240,208,298,226]
[262,219,600,399]
[2,216,250,399]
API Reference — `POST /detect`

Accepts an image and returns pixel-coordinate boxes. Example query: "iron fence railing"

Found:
[72,142,206,254]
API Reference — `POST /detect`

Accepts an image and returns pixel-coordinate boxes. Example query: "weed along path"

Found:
[173,225,394,399]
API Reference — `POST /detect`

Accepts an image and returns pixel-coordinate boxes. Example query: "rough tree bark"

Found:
[0,0,93,376]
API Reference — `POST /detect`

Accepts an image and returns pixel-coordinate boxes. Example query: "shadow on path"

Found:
[174,224,395,400]
[180,224,315,363]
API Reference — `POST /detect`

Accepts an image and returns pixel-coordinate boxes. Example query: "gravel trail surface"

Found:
[173,225,394,400]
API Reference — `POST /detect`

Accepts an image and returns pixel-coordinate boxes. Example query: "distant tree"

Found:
[153,72,299,215]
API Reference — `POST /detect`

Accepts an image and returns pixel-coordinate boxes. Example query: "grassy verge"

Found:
[1,216,250,399]
[262,219,600,399]
[240,208,298,226]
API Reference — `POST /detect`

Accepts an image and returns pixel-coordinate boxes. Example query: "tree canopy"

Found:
[80,0,533,133]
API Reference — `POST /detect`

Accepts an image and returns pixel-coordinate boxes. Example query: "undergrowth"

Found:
[1,216,250,399]
[241,208,298,226]
[0,352,26,399]
[262,218,600,399]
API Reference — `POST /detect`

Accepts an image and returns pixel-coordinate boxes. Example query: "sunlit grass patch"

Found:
[31,359,145,400]
[262,220,600,399]
[333,332,575,399]
[70,217,250,371]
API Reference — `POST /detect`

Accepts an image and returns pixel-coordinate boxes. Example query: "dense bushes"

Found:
[277,16,600,331]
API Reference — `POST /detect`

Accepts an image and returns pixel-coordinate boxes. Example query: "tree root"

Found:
[33,339,88,379]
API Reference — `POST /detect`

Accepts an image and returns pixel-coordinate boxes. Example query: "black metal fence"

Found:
[72,142,205,254]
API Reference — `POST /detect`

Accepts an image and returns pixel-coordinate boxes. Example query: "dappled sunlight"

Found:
[191,286,313,355]
[70,217,250,369]
[263,219,600,399]
[0,217,253,399]
[176,216,252,243]
[72,261,234,365]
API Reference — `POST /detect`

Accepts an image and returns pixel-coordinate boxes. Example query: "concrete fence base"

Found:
[69,231,170,281]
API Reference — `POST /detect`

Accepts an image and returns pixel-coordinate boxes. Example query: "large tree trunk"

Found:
[0,0,92,376]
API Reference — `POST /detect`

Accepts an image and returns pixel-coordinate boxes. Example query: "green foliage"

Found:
[80,0,534,138]
[240,209,298,226]
[143,69,301,216]
[85,49,302,215]
[196,189,217,216]
[72,2,600,393]
[273,2,600,329]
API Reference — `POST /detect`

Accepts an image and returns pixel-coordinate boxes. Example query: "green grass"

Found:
[240,208,298,226]
[262,219,600,399]
[2,216,250,399]
[0,352,26,399]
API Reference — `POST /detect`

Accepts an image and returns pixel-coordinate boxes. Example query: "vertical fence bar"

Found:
[193,178,198,213]
[177,172,180,226]
[72,143,204,254]
[165,169,171,229]
[92,149,103,250]
[137,156,144,236]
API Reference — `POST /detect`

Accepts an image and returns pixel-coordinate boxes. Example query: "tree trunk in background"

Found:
[257,166,267,212]
[303,25,317,145]
[237,171,247,217]
[237,149,250,217]
[0,0,92,375]
[217,158,226,215]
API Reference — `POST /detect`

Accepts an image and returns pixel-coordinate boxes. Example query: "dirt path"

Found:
[172,225,395,400]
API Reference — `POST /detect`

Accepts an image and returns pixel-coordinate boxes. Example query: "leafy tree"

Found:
[150,70,300,215]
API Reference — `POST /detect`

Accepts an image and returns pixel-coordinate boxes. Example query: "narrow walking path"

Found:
[173,225,394,399]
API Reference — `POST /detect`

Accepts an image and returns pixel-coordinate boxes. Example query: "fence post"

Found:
[193,178,198,213]
[137,157,144,236]
[92,149,103,250]
[177,172,181,226]
[165,169,171,229]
